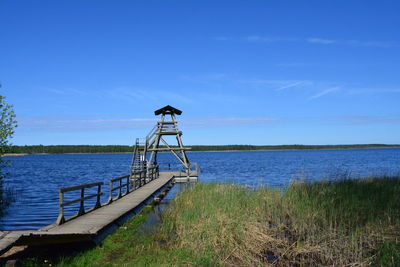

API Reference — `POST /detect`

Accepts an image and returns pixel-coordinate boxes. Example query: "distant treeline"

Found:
[4,144,400,154]
[5,145,133,154]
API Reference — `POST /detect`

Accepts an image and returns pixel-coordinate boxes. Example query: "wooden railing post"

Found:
[126,176,130,192]
[95,183,101,208]
[118,178,122,199]
[78,188,85,216]
[108,181,113,204]
[56,190,65,225]
[149,168,152,181]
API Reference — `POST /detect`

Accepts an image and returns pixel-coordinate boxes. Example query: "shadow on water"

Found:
[0,181,195,266]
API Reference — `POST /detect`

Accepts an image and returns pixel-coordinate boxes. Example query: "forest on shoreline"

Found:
[4,144,400,155]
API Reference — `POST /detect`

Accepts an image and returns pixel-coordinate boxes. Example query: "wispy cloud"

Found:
[46,88,89,96]
[348,88,400,94]
[182,117,279,128]
[276,81,311,91]
[216,35,397,48]
[182,74,344,100]
[238,79,309,87]
[244,35,297,42]
[276,62,311,67]
[105,87,194,104]
[214,36,231,41]
[307,38,337,44]
[17,115,157,133]
[307,37,396,48]
[45,87,194,104]
[338,115,400,125]
[17,115,280,133]
[309,87,340,100]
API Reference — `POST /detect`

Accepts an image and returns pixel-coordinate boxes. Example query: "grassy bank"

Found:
[27,176,399,266]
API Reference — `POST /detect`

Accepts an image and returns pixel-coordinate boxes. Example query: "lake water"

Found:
[1,148,400,230]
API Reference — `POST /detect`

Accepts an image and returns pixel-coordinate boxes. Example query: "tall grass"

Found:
[52,176,399,266]
[161,176,400,266]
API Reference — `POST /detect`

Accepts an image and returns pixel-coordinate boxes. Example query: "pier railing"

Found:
[56,166,160,225]
[131,166,159,187]
[108,174,131,203]
[158,162,200,177]
[56,182,103,225]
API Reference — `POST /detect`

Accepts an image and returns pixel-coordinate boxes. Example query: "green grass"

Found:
[25,176,400,266]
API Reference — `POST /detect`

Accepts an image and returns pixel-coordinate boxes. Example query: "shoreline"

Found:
[23,176,399,266]
[2,146,400,156]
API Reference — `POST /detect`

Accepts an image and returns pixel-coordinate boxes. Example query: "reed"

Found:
[51,176,399,266]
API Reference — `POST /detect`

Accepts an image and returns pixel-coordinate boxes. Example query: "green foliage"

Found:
[5,145,133,154]
[0,93,17,215]
[375,241,400,266]
[0,95,17,156]
[4,144,400,154]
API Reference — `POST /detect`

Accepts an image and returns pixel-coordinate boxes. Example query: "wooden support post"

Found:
[78,188,85,216]
[95,184,101,209]
[56,190,65,225]
[118,178,122,199]
[108,181,113,204]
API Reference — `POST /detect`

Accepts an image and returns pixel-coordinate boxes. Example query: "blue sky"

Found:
[1,0,400,145]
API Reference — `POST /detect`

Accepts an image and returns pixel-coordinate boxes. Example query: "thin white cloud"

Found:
[309,87,340,100]
[237,79,313,92]
[344,40,396,48]
[182,74,345,100]
[46,88,89,96]
[244,35,297,42]
[218,35,397,48]
[348,88,400,94]
[307,37,396,48]
[16,115,281,133]
[276,62,310,67]
[214,36,231,41]
[46,87,194,104]
[338,116,400,125]
[276,81,310,91]
[17,115,157,133]
[182,117,279,128]
[307,38,337,44]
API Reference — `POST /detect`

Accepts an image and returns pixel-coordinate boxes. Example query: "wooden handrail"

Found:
[56,165,160,225]
[60,182,104,193]
[56,182,103,225]
[108,174,130,203]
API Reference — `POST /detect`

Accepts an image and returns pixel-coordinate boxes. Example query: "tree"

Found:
[0,94,17,156]
[0,89,17,215]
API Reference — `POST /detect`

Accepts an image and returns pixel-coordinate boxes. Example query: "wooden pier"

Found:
[0,170,198,257]
[0,105,200,258]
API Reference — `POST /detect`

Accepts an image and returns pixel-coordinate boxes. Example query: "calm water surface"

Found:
[1,148,400,230]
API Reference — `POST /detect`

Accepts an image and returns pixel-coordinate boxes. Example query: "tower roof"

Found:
[154,105,182,116]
